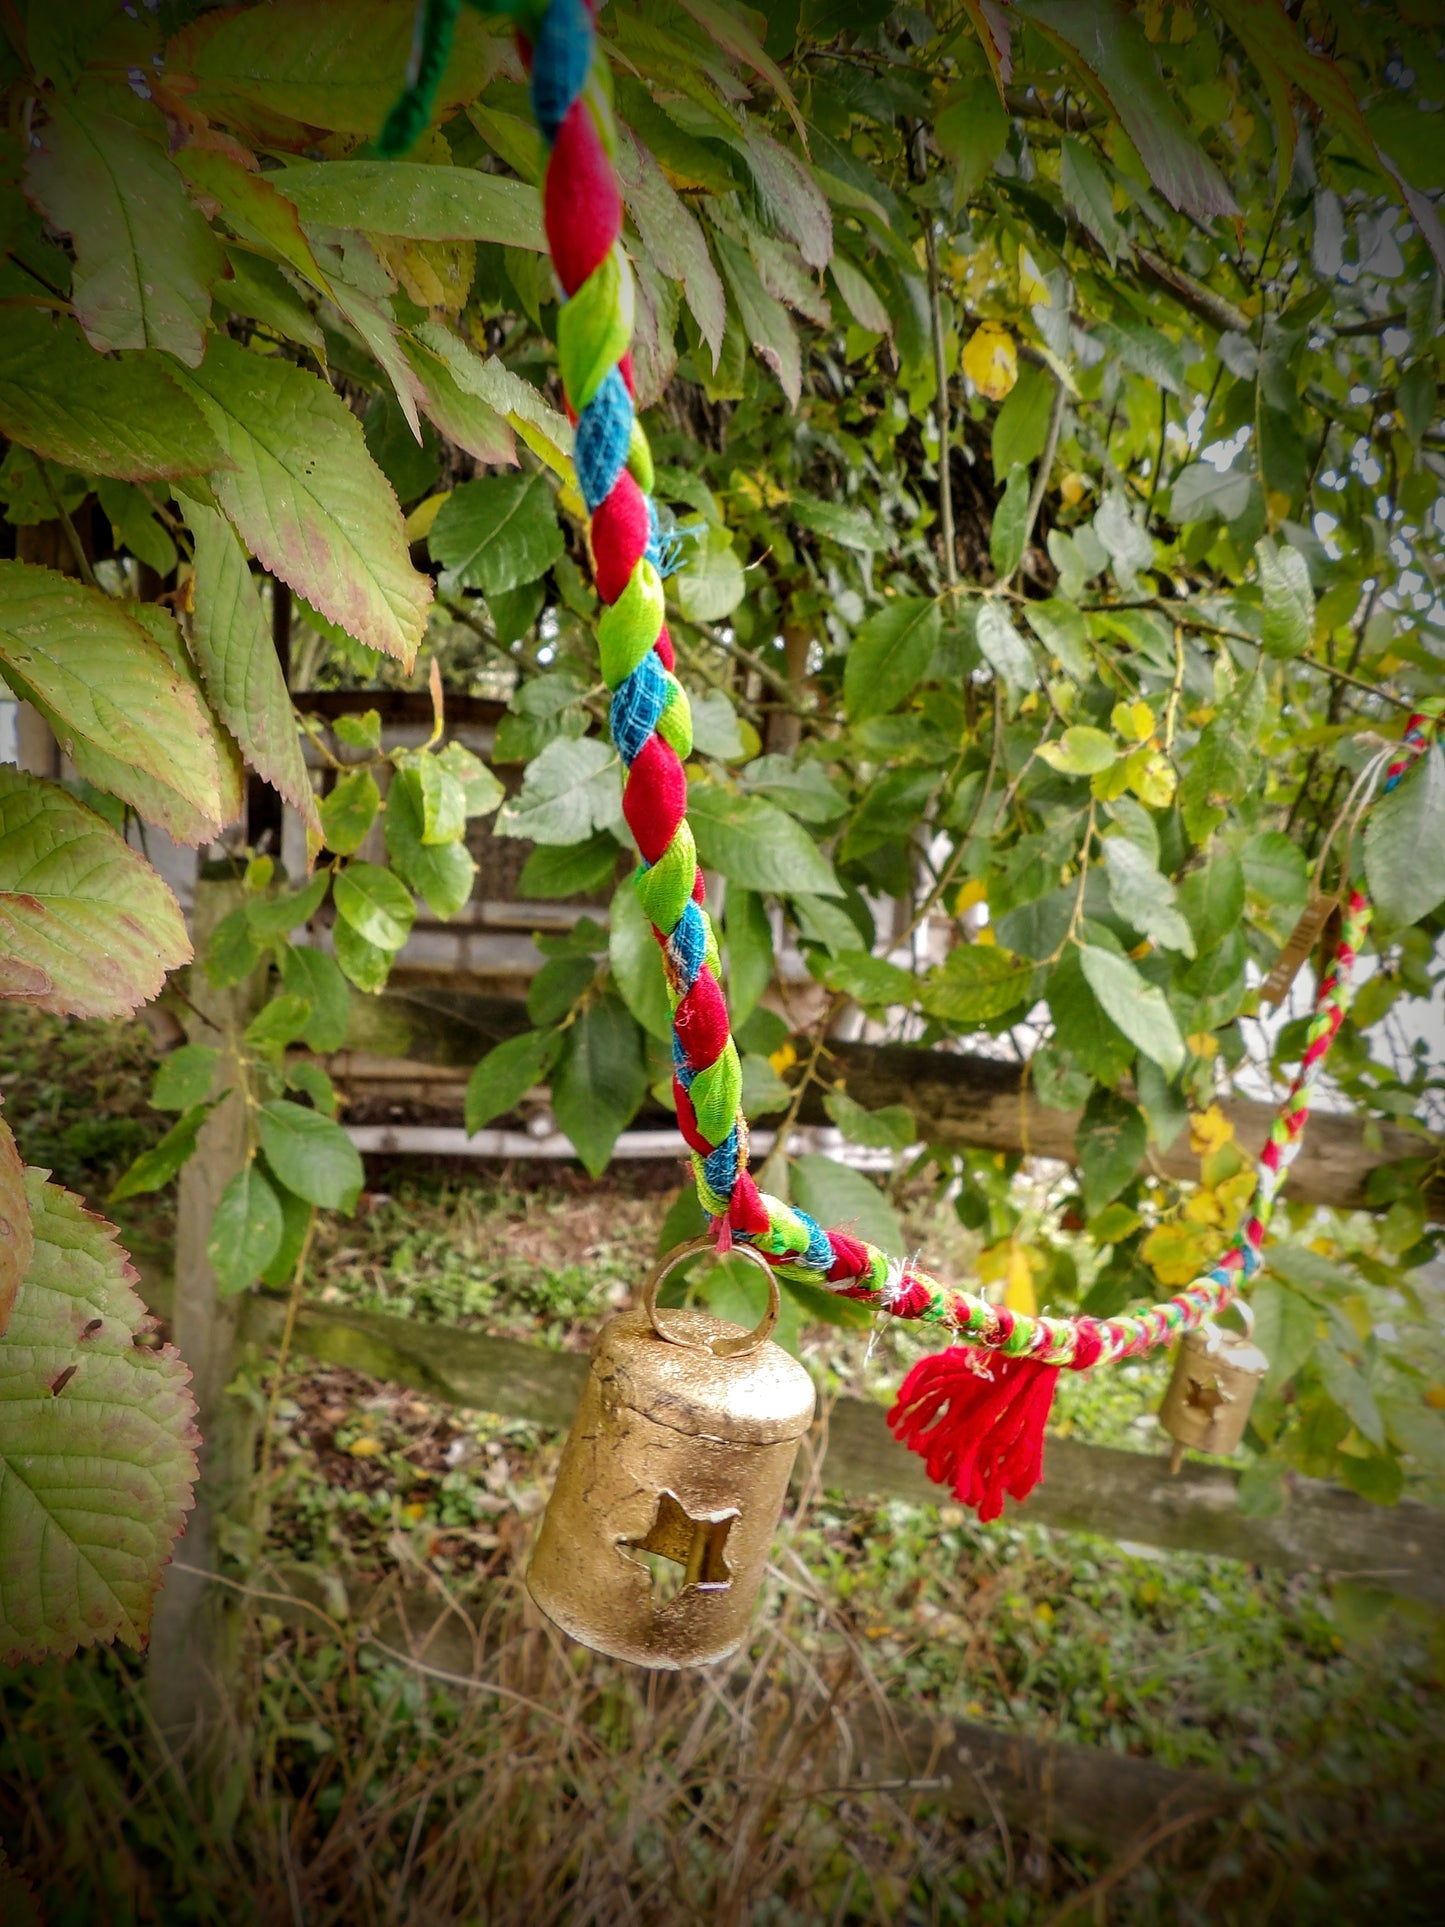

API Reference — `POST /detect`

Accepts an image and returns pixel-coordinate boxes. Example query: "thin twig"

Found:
[38,462,100,589]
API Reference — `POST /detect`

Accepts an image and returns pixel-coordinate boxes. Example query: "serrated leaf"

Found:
[1257,538,1314,658]
[1060,135,1122,262]
[791,1153,903,1254]
[0,309,226,479]
[184,499,320,833]
[334,710,381,752]
[496,737,621,847]
[256,1099,362,1212]
[0,770,190,1019]
[24,94,224,366]
[414,322,573,477]
[528,955,597,1029]
[844,596,941,722]
[1363,746,1445,930]
[1079,944,1185,1076]
[171,0,503,136]
[712,228,802,407]
[618,127,726,362]
[1016,0,1237,221]
[384,769,476,919]
[1102,837,1195,955]
[0,1172,197,1662]
[204,906,261,989]
[0,562,228,844]
[401,334,516,467]
[333,862,416,952]
[320,770,380,856]
[465,1029,558,1134]
[1093,317,1185,395]
[151,1044,220,1113]
[207,1164,284,1297]
[173,337,431,668]
[110,1099,220,1202]
[923,945,1038,1022]
[551,995,647,1176]
[687,781,841,897]
[279,943,352,1053]
[276,160,542,247]
[609,881,672,1041]
[0,1114,32,1339]
[428,473,563,597]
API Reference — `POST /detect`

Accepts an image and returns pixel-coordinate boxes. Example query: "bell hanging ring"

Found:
[526,1235,816,1669]
[1159,1302,1269,1473]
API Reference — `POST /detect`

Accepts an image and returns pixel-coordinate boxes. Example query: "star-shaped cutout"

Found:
[1184,1374,1227,1418]
[620,1490,737,1602]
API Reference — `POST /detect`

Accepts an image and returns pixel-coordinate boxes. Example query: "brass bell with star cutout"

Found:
[1158,1304,1269,1470]
[526,1237,816,1669]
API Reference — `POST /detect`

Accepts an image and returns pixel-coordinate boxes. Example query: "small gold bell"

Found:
[1159,1305,1269,1473]
[526,1237,816,1669]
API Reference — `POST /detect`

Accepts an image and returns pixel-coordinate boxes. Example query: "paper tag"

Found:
[1261,891,1340,1007]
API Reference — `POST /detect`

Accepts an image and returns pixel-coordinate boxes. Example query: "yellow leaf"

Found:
[955,878,988,915]
[1128,749,1178,809]
[1341,1293,1372,1341]
[1189,1104,1235,1158]
[1112,700,1155,742]
[1425,1384,1445,1411]
[1183,1189,1223,1225]
[405,491,450,541]
[974,924,997,946]
[769,1041,798,1075]
[977,1238,1011,1286]
[1005,1241,1037,1315]
[1128,938,1154,961]
[963,323,1017,401]
[348,1437,383,1458]
[1059,471,1089,507]
[402,1501,428,1522]
[1141,1220,1213,1286]
[1187,1032,1219,1059]
[1018,249,1050,307]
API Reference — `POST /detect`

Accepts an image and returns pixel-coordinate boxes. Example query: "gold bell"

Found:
[1159,1304,1269,1473]
[526,1237,816,1669]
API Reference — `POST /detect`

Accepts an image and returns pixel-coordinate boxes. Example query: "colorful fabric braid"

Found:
[380,14,1438,1515]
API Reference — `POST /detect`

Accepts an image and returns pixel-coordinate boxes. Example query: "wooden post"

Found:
[147,866,268,1751]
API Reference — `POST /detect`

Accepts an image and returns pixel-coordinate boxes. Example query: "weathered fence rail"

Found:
[239,1292,1445,1609]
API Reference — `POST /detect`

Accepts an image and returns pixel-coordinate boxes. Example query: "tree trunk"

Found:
[147,868,268,1752]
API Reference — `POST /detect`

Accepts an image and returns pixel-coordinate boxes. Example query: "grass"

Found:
[3,1015,1444,1922]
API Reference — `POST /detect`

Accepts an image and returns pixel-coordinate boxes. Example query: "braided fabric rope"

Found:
[382,1,1436,1381]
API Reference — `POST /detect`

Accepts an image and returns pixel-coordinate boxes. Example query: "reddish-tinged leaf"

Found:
[673,0,808,147]
[0,1111,31,1338]
[960,0,1014,97]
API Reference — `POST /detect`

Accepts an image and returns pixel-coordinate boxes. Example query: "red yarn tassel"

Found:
[887,1348,1061,1521]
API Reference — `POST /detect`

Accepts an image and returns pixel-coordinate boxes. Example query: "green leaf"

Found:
[320,770,381,855]
[277,160,542,248]
[256,1099,363,1212]
[1256,538,1314,658]
[1315,1342,1386,1449]
[1363,746,1445,930]
[0,562,229,845]
[173,0,502,134]
[385,769,476,920]
[1023,598,1092,681]
[674,522,746,623]
[936,76,1009,200]
[1076,1090,1147,1216]
[821,950,916,1008]
[207,1165,284,1298]
[1016,0,1237,221]
[690,689,747,763]
[110,1100,220,1202]
[924,945,1038,1022]
[333,863,416,952]
[151,1045,220,1113]
[1178,852,1245,953]
[824,1091,916,1152]
[740,756,846,824]
[244,873,329,941]
[1079,944,1185,1077]
[0,1172,196,1662]
[1240,831,1309,911]
[1037,726,1118,776]
[204,907,261,990]
[184,500,321,833]
[551,995,647,1176]
[286,1060,337,1116]
[527,955,595,1028]
[1252,1279,1318,1396]
[725,886,774,1025]
[844,596,941,722]
[333,916,392,995]
[428,473,565,596]
[436,741,504,818]
[712,229,802,407]
[518,833,619,900]
[279,944,352,1054]
[1047,945,1134,1084]
[0,309,226,479]
[95,479,178,576]
[334,711,382,753]
[975,598,1036,699]
[609,881,672,1041]
[990,464,1031,578]
[791,1153,903,1254]
[1093,318,1185,396]
[0,769,191,1020]
[24,94,224,366]
[1180,719,1248,845]
[618,126,726,359]
[258,1173,315,1289]
[1102,837,1195,956]
[1381,1396,1445,1476]
[173,338,431,669]
[991,365,1056,479]
[1168,462,1254,526]
[465,1029,559,1135]
[413,322,573,478]
[243,994,314,1054]
[495,737,621,847]
[1060,136,1123,263]
[687,781,842,897]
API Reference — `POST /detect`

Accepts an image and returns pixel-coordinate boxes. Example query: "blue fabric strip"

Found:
[574,366,632,510]
[529,0,592,142]
[666,899,706,993]
[703,1129,740,1197]
[610,652,666,765]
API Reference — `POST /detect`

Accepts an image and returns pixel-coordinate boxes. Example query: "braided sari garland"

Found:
[383,4,1439,1520]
